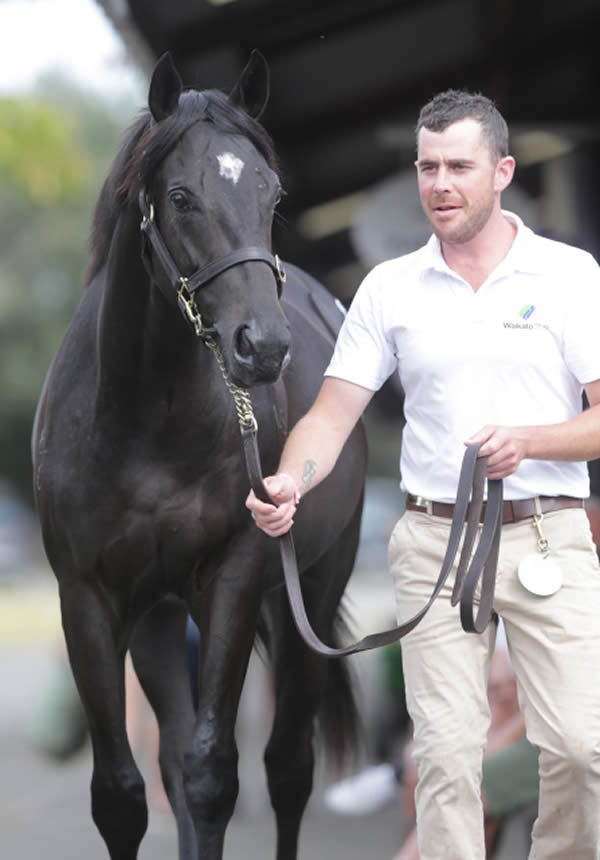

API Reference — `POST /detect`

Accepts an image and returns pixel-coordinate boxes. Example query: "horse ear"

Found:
[229,50,270,120]
[148,52,183,122]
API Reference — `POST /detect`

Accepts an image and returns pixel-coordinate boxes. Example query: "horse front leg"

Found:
[265,532,361,860]
[263,592,323,860]
[184,551,264,860]
[59,577,147,860]
[129,597,197,860]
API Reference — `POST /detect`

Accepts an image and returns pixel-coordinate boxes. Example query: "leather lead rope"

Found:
[242,429,504,658]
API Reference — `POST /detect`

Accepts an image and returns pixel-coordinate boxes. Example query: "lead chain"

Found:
[200,332,258,434]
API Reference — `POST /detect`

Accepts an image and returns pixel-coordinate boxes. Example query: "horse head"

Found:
[135,52,291,388]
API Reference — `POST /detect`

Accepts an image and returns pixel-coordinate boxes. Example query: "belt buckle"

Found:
[410,495,432,515]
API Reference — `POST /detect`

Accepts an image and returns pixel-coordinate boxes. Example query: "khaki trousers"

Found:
[389,507,600,860]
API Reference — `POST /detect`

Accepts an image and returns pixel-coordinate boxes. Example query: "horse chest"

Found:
[111,477,243,566]
[95,496,246,605]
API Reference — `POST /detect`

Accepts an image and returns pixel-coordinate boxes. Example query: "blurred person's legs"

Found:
[323,761,402,815]
[27,638,88,759]
[393,826,420,860]
[124,616,201,814]
[323,640,409,816]
[372,641,411,762]
[482,737,539,859]
[390,736,419,860]
[125,654,170,814]
[481,646,538,858]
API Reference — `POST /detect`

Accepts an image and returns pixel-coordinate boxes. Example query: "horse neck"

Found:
[95,206,219,418]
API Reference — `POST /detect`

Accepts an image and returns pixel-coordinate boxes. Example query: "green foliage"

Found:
[0,76,143,504]
[0,97,89,203]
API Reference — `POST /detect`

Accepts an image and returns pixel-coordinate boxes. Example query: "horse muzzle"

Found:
[230,322,291,386]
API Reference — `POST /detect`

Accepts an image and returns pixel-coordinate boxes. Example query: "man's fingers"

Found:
[262,519,295,537]
[264,475,297,504]
[246,487,296,536]
[246,490,277,514]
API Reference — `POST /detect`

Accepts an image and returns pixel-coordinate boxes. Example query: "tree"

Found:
[0,74,143,504]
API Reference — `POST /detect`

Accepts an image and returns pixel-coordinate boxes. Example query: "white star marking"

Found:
[217,152,245,185]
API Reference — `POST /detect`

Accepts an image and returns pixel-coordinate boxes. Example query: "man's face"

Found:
[415,118,502,245]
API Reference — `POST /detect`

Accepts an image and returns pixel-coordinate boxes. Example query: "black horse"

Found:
[32,51,367,860]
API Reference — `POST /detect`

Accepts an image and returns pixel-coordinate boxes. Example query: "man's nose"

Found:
[433,166,450,191]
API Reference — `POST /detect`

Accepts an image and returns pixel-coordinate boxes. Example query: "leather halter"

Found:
[138,189,286,335]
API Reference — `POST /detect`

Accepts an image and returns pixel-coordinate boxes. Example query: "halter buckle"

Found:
[274,254,286,285]
[177,277,204,337]
[138,189,155,226]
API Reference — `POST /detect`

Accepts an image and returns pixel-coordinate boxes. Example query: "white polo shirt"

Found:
[325,212,600,501]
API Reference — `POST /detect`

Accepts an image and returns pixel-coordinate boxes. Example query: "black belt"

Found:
[407,494,584,524]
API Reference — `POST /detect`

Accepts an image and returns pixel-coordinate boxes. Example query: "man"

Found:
[246,89,600,859]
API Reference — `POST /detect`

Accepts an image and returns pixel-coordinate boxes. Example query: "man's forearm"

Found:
[520,403,600,463]
[276,376,373,499]
[470,399,600,480]
[277,411,349,497]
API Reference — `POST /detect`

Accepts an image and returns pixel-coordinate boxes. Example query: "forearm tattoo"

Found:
[301,459,317,492]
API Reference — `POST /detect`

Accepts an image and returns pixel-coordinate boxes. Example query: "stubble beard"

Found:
[428,194,495,245]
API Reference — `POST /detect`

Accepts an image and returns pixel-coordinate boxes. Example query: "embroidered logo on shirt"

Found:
[519,304,536,320]
[503,304,548,331]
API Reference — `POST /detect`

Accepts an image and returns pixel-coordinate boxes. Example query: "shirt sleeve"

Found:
[562,251,600,384]
[325,265,398,390]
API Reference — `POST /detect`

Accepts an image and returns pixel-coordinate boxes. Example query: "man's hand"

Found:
[245,474,298,537]
[466,425,529,479]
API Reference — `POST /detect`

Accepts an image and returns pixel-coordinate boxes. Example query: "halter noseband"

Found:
[138,189,286,338]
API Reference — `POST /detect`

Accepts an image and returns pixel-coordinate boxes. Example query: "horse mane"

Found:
[85,89,279,287]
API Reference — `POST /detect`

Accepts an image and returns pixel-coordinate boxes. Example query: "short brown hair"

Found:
[416,89,509,162]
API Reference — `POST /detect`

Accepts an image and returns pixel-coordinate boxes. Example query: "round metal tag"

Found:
[517,553,563,597]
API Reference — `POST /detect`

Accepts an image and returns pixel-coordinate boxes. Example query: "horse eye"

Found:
[169,190,191,211]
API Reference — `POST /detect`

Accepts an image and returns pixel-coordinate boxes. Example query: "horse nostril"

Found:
[235,325,255,359]
[233,323,291,380]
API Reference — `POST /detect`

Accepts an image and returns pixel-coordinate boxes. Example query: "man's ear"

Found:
[148,52,183,122]
[495,155,515,193]
[229,50,270,120]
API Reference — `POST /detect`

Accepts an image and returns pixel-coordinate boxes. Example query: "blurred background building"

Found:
[99,0,600,284]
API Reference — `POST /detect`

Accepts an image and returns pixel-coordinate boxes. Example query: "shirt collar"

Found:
[423,210,542,278]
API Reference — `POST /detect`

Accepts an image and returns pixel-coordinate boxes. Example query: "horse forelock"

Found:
[202,90,278,173]
[85,88,279,289]
[123,90,279,199]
